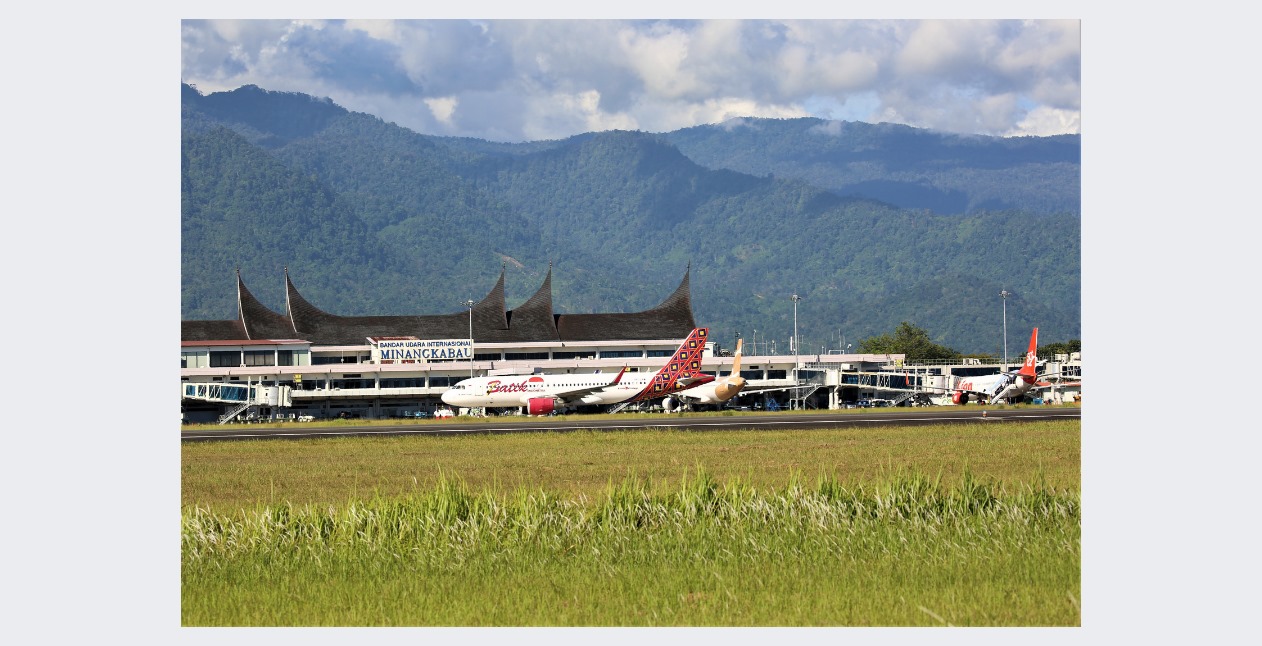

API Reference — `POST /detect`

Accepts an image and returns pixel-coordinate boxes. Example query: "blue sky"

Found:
[181,19,1080,143]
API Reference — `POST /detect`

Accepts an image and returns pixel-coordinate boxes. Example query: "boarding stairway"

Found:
[787,384,822,410]
[217,401,252,425]
[606,401,635,414]
[888,390,916,406]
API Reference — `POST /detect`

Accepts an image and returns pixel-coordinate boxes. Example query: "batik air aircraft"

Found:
[951,328,1047,404]
[440,328,716,415]
[661,338,747,411]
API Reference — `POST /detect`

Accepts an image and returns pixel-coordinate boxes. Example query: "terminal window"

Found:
[312,356,360,365]
[381,378,424,388]
[243,351,275,367]
[506,352,550,361]
[600,350,644,359]
[331,378,374,389]
[209,351,238,368]
[553,351,596,360]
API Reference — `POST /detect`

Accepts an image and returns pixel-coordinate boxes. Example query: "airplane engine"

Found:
[526,398,557,416]
[662,396,677,412]
[953,391,968,405]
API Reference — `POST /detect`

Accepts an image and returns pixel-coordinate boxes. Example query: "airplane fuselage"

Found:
[668,338,747,409]
[954,372,1037,404]
[953,331,1041,404]
[441,372,715,409]
[670,375,746,406]
[442,327,715,414]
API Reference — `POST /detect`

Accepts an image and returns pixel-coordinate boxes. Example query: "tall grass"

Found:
[182,469,1079,626]
[182,421,1081,510]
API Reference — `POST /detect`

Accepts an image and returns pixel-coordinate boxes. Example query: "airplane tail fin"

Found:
[1018,328,1039,378]
[630,328,711,402]
[714,338,747,403]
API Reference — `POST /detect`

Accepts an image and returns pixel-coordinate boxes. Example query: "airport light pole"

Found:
[791,292,802,408]
[1000,290,1011,369]
[464,299,475,381]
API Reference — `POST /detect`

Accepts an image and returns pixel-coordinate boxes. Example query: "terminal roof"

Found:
[181,266,697,345]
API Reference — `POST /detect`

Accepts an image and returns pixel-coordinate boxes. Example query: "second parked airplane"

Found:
[662,338,747,411]
[951,327,1047,404]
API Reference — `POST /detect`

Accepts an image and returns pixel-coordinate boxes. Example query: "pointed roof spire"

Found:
[555,265,695,341]
[187,264,696,345]
[236,271,293,341]
[467,268,509,338]
[506,264,558,340]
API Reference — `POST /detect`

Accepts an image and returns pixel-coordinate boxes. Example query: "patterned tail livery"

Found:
[1018,327,1040,378]
[629,328,711,402]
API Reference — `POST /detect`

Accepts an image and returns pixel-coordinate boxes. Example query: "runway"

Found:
[180,406,1081,442]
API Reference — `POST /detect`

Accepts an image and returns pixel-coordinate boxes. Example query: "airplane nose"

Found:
[440,391,455,405]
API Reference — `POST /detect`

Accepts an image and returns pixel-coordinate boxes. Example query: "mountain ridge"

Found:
[180,84,1080,354]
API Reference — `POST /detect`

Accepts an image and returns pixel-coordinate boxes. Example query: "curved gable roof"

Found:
[285,270,466,345]
[238,270,296,340]
[184,265,696,345]
[504,266,560,342]
[182,319,247,342]
[555,267,695,341]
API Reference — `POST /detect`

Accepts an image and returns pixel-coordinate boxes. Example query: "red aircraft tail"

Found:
[629,328,713,402]
[1018,328,1039,378]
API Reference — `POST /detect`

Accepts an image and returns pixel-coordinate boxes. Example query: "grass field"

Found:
[181,419,1080,626]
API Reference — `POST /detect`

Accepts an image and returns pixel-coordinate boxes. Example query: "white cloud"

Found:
[342,19,399,42]
[424,97,458,125]
[1008,106,1081,137]
[181,19,1081,142]
[645,97,808,133]
[973,93,1022,133]
[559,90,640,135]
[897,20,995,78]
[617,22,702,100]
[995,19,1080,77]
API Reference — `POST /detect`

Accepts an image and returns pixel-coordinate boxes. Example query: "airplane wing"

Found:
[1030,377,1082,391]
[709,384,803,399]
[668,376,725,403]
[549,366,628,402]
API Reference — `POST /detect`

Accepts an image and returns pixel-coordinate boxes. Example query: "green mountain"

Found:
[181,84,1080,354]
[661,117,1080,216]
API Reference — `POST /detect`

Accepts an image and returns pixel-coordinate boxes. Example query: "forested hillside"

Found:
[181,84,1080,354]
[661,118,1080,216]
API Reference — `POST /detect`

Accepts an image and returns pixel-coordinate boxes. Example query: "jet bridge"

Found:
[797,362,954,408]
[182,382,293,424]
[182,383,252,404]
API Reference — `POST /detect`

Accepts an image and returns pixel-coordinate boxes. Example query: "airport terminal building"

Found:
[180,267,1080,423]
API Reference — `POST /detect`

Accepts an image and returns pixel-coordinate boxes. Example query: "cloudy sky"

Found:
[181,19,1080,143]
